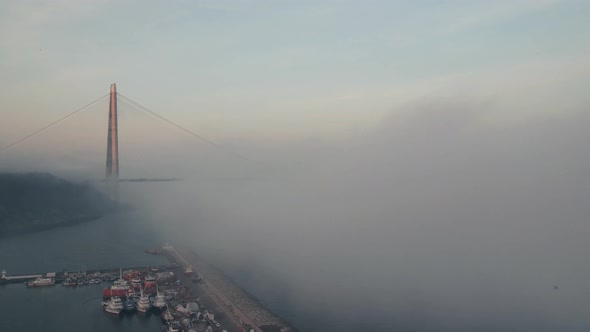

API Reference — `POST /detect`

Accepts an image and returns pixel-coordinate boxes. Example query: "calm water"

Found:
[0,212,169,331]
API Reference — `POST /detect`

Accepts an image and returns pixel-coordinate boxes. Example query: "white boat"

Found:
[136,287,152,313]
[110,268,129,295]
[27,277,55,287]
[184,266,194,276]
[152,285,167,310]
[104,296,124,314]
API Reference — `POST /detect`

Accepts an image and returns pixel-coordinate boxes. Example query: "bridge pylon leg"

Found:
[105,83,119,201]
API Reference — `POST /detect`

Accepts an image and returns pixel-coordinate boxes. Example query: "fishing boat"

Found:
[26,277,55,287]
[124,298,136,312]
[106,268,130,297]
[136,286,152,313]
[104,296,124,315]
[152,285,167,310]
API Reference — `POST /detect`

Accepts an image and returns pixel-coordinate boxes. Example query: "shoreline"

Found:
[164,245,297,332]
[0,214,104,239]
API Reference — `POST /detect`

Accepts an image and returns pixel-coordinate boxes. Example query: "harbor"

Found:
[4,244,295,332]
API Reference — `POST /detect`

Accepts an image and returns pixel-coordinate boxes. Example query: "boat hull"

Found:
[137,306,151,313]
[26,283,55,287]
[105,308,122,315]
[153,304,167,311]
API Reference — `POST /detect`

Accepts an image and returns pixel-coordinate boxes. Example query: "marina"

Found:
[4,244,294,332]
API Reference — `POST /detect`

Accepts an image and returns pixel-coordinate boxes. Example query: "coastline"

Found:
[165,245,298,332]
[0,214,103,239]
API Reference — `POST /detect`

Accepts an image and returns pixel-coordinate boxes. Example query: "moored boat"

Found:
[104,296,124,315]
[26,277,55,287]
[152,285,167,310]
[106,268,130,297]
[136,287,152,313]
[124,298,136,312]
[62,278,77,287]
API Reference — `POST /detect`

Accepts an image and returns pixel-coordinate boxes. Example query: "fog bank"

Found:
[128,99,590,331]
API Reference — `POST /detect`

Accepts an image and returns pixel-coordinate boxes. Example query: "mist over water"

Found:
[1,1,589,331]
[1,97,589,331]
[1,98,589,331]
[115,100,590,331]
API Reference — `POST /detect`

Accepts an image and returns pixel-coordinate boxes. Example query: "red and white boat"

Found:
[183,266,193,276]
[131,276,142,285]
[102,268,130,298]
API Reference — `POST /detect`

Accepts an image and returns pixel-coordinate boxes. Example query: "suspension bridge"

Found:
[0,83,246,200]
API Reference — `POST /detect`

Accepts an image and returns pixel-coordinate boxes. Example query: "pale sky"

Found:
[1,0,589,144]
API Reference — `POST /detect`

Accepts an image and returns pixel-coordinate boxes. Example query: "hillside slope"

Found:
[0,173,114,237]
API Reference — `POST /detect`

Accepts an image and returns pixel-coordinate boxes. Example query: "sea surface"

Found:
[0,212,169,331]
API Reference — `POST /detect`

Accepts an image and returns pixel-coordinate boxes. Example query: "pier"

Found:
[0,272,42,284]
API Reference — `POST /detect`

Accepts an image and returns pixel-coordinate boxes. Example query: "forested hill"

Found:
[0,173,115,237]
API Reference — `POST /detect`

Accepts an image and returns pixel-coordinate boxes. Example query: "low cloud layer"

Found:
[125,98,590,331]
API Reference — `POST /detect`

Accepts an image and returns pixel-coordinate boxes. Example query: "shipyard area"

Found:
[2,244,295,332]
